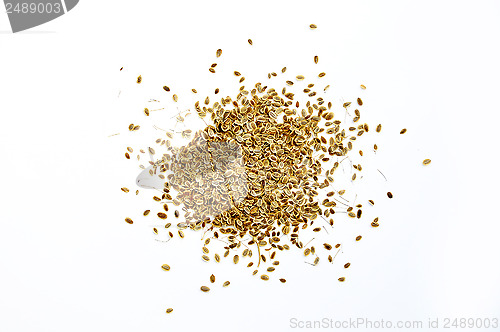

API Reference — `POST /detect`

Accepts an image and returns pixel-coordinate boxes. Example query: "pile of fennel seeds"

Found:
[120,30,409,312]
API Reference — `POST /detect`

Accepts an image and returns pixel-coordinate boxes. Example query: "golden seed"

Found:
[400,128,407,134]
[178,230,184,238]
[267,267,275,272]
[209,68,215,73]
[214,254,220,263]
[252,270,258,275]
[248,39,253,45]
[121,187,129,193]
[355,235,362,241]
[216,49,222,58]
[309,24,317,29]
[423,159,431,165]
[357,97,363,106]
[223,281,230,287]
[376,124,382,133]
[318,72,326,78]
[338,277,345,282]
[172,94,178,102]
[314,55,318,64]
[260,274,269,281]
[360,84,366,89]
[202,255,210,262]
[157,212,167,219]
[136,75,142,84]
[296,75,305,81]
[125,217,133,224]
[210,274,215,283]
[281,67,287,73]
[144,108,150,116]
[161,264,170,271]
[233,255,239,264]
[200,286,210,292]
[387,192,393,199]
[166,308,173,314]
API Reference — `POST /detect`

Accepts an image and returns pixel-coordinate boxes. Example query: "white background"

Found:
[1,1,500,331]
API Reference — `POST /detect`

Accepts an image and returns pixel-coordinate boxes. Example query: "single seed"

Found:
[172,94,178,102]
[178,230,184,238]
[356,235,362,241]
[387,192,393,199]
[202,255,210,262]
[360,84,366,89]
[279,278,286,283]
[161,264,170,271]
[125,217,133,224]
[136,75,142,84]
[296,75,305,81]
[121,187,129,193]
[314,55,318,64]
[200,286,210,292]
[248,39,253,45]
[210,274,215,283]
[376,124,382,133]
[400,128,407,134]
[216,49,222,58]
[163,86,170,92]
[423,159,431,165]
[357,97,363,105]
[261,275,269,281]
[338,277,345,282]
[166,308,173,314]
[223,281,230,287]
[318,72,326,78]
[214,254,220,263]
[233,255,239,264]
[344,263,351,268]
[309,24,317,29]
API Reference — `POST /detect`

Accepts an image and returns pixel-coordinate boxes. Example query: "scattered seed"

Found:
[248,39,253,45]
[223,281,230,287]
[423,159,431,165]
[125,218,133,224]
[161,264,170,271]
[166,308,173,314]
[309,24,317,29]
[260,275,269,281]
[210,274,215,283]
[355,235,362,241]
[216,49,222,58]
[400,128,407,134]
[387,192,393,199]
[200,286,210,292]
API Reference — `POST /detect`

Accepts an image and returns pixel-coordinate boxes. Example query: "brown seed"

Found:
[281,67,287,73]
[318,72,326,78]
[314,55,318,64]
[233,255,239,264]
[279,278,286,283]
[136,75,142,84]
[223,281,230,287]
[387,192,393,199]
[267,267,275,272]
[248,39,253,45]
[166,308,173,314]
[216,49,222,58]
[192,88,197,93]
[423,159,431,165]
[143,210,150,216]
[368,200,374,206]
[163,86,170,92]
[296,75,305,81]
[309,24,317,29]
[157,212,167,219]
[121,187,129,193]
[338,277,345,282]
[161,264,170,271]
[172,94,178,102]
[260,275,269,281]
[371,221,379,227]
[355,235,362,241]
[234,71,241,76]
[214,254,220,263]
[210,274,215,283]
[252,270,258,275]
[144,108,150,116]
[324,243,332,250]
[344,263,351,269]
[125,217,133,224]
[400,128,407,134]
[376,124,382,133]
[125,152,130,159]
[178,230,184,238]
[202,255,210,262]
[174,210,179,218]
[200,286,210,292]
[209,68,215,73]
